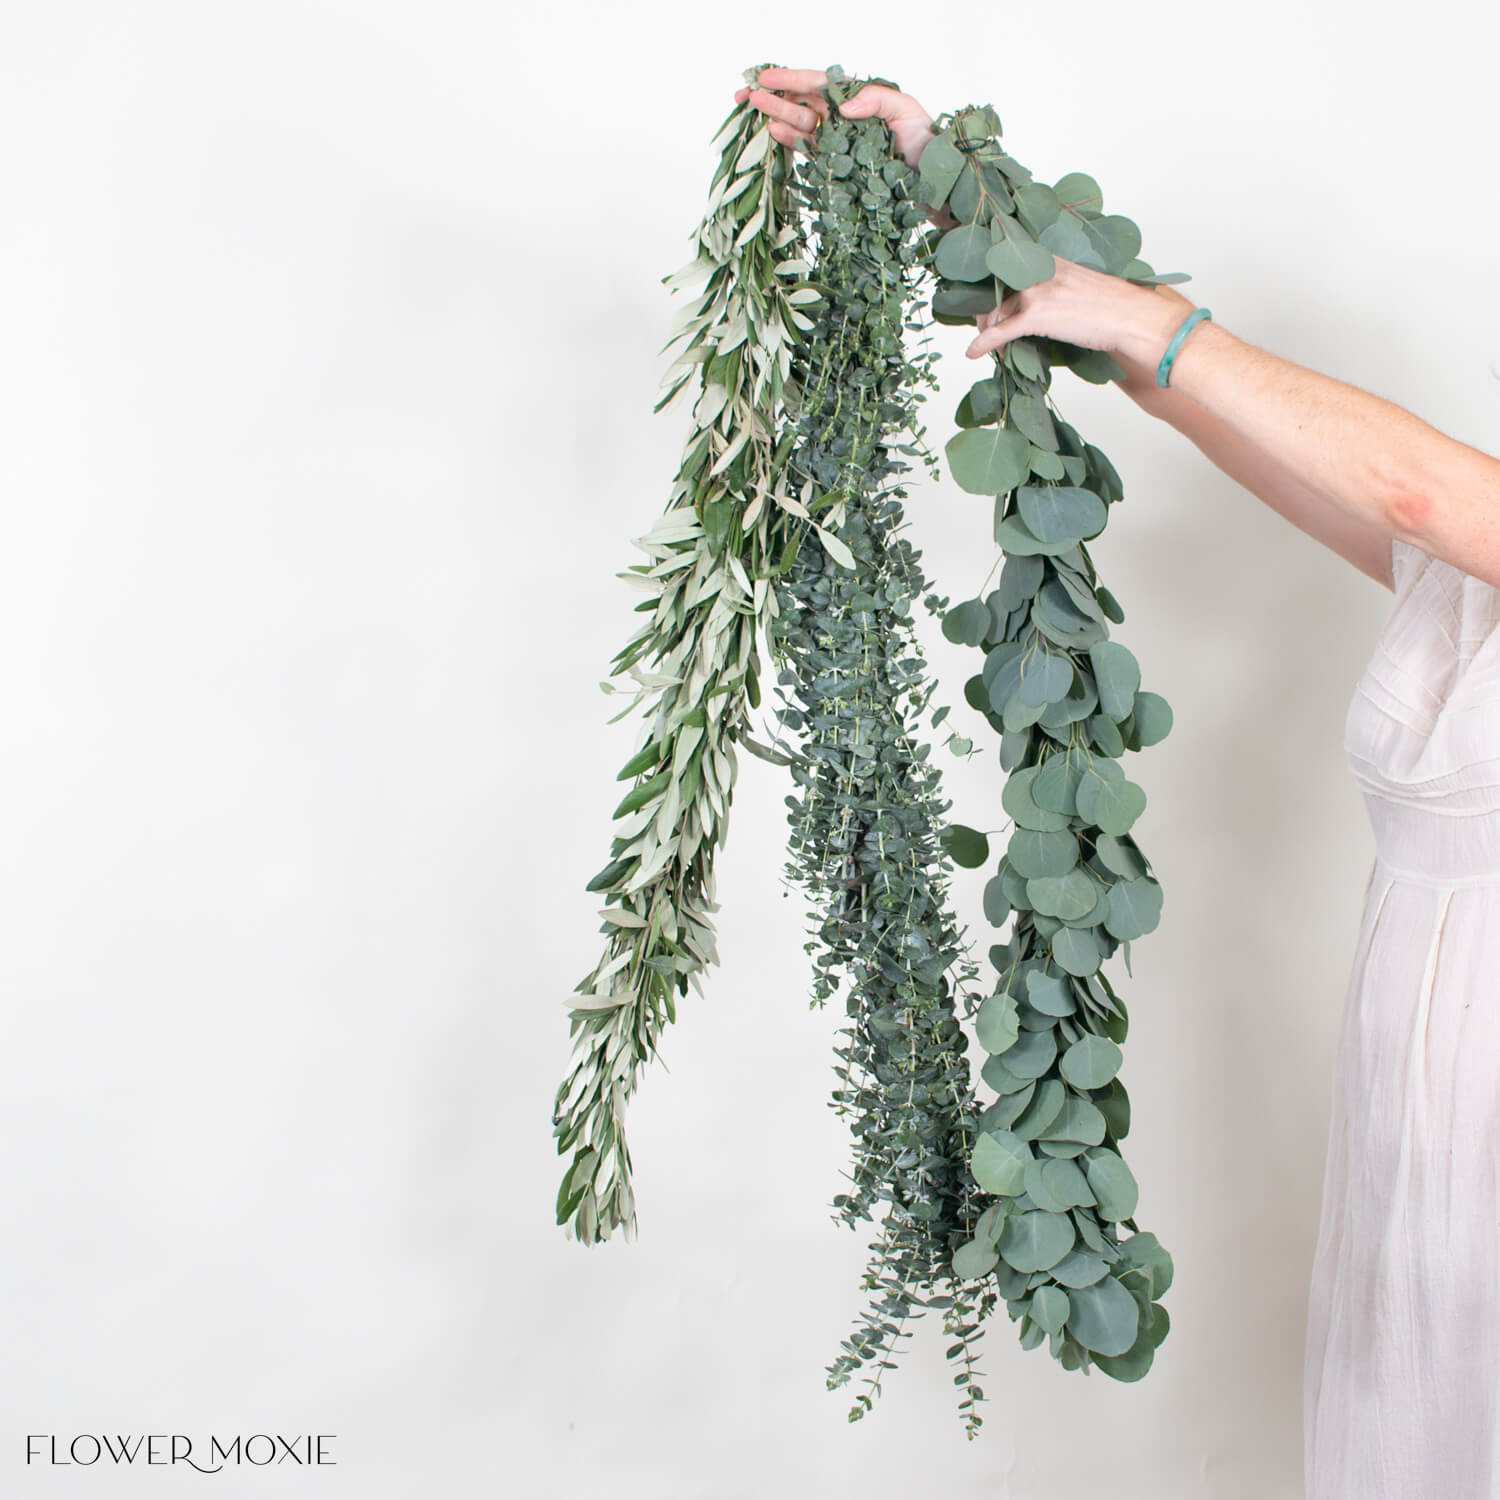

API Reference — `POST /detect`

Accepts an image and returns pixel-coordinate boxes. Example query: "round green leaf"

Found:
[1010,1076,1066,1139]
[1028,445,1066,481]
[1008,394,1058,453]
[935,221,994,281]
[1088,640,1141,720]
[975,988,1022,1054]
[1065,1274,1140,1356]
[1083,1148,1140,1222]
[1000,764,1070,832]
[951,1236,1000,1280]
[1033,751,1087,813]
[947,425,1033,496]
[1039,1093,1107,1146]
[982,873,1012,927]
[997,1209,1076,1273]
[1105,876,1162,940]
[1024,969,1076,1017]
[1007,826,1079,879]
[942,597,990,645]
[1027,868,1098,921]
[940,823,990,867]
[1050,1247,1110,1288]
[1075,773,1146,836]
[1030,1284,1071,1335]
[1018,484,1107,546]
[1040,1156,1095,1209]
[971,1128,1031,1195]
[1001,1026,1058,1080]
[1016,646,1074,707]
[1131,689,1174,746]
[1059,1034,1123,1089]
[1051,923,1103,976]
[917,136,966,208]
[1052,171,1104,213]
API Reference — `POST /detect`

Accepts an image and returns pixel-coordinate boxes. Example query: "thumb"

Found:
[838,84,901,119]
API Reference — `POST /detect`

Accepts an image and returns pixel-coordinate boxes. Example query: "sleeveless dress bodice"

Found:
[1303,535,1500,1498]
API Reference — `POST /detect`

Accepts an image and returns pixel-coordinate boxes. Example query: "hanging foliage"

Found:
[555,61,1183,1426]
[764,69,992,1431]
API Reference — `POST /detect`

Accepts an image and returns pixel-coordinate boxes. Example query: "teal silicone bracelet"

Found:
[1156,306,1212,388]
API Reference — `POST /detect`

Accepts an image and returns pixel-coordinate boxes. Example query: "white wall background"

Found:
[2,2,1497,1496]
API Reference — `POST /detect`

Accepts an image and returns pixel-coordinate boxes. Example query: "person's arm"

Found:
[1109,338,1398,590]
[1114,289,1500,590]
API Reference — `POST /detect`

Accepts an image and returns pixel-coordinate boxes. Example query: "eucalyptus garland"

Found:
[763,69,993,1430]
[559,63,1188,1415]
[913,101,1180,1380]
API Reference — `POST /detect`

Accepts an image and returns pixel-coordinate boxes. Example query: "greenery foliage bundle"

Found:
[556,60,1184,1428]
[763,70,992,1429]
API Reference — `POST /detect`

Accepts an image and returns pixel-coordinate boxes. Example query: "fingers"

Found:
[745,87,828,150]
[967,293,1026,357]
[751,67,829,93]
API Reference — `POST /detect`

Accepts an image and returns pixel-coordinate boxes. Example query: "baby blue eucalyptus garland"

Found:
[763,70,993,1430]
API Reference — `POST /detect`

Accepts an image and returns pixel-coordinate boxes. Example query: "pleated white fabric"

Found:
[1303,535,1500,1498]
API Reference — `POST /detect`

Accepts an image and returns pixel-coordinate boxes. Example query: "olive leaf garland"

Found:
[551,80,829,1246]
[762,68,995,1431]
[915,103,1180,1379]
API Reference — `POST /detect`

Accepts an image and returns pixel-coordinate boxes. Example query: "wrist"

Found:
[1112,288,1194,367]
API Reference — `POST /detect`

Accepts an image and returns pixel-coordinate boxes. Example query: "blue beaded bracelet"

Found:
[1156,306,1212,388]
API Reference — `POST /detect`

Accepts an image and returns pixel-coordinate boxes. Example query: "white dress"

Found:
[1303,535,1500,1497]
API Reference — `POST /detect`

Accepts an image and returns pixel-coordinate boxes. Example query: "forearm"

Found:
[1112,293,1415,533]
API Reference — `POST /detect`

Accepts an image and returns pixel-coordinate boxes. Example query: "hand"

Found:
[966,259,1195,364]
[732,67,937,173]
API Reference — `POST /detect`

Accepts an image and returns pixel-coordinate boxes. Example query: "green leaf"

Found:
[1041,1094,1109,1147]
[1076,773,1147,836]
[1065,1274,1140,1356]
[1040,1156,1096,1209]
[1030,1284,1071,1335]
[1001,764,1071,832]
[1105,877,1163,940]
[1012,182,1061,237]
[1084,1149,1140,1222]
[1081,213,1142,276]
[1039,213,1106,270]
[985,216,1056,290]
[1059,1034,1123,1089]
[947,425,1033,495]
[997,1210,1076,1273]
[942,597,990,645]
[1088,640,1141,720]
[1017,485,1107,546]
[1033,749,1087,814]
[1027,868,1098,921]
[935,222,994,281]
[1096,584,1125,623]
[932,281,998,321]
[1008,394,1058,452]
[995,552,1045,612]
[983,874,1013,926]
[972,1129,1032,1195]
[1131,690,1174,746]
[1015,644,1074,706]
[616,740,664,780]
[975,988,1022,1054]
[612,767,670,819]
[941,823,990,868]
[952,1237,1000,1280]
[1028,446,1066,482]
[1050,1247,1110,1288]
[1095,834,1148,880]
[1024,969,1076,1017]
[1052,171,1104,214]
[1001,1026,1058,1081]
[995,511,1073,557]
[1051,923,1103,976]
[917,136,966,208]
[1007,827,1079,879]
[1011,1077,1066,1139]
